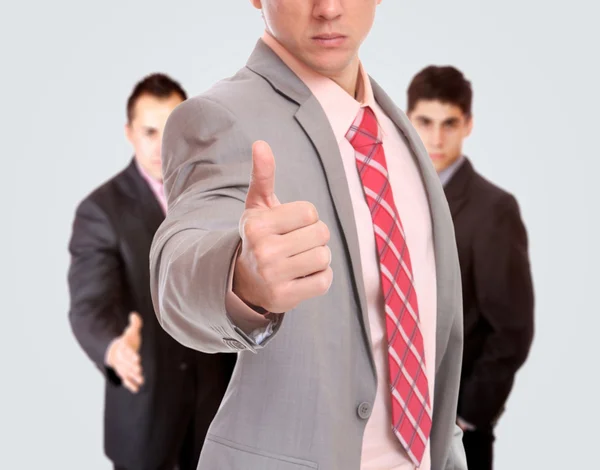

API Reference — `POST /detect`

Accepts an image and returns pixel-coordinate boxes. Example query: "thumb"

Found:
[245,140,278,209]
[124,312,142,337]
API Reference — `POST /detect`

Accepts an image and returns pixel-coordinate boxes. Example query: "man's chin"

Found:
[431,161,448,173]
[305,49,355,76]
[430,155,454,173]
[151,165,163,182]
[149,170,163,182]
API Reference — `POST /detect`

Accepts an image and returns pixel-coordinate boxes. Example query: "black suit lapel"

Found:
[444,158,475,219]
[113,159,166,317]
[118,159,165,235]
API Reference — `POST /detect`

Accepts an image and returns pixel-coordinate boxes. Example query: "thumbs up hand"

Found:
[233,141,333,314]
[106,312,144,393]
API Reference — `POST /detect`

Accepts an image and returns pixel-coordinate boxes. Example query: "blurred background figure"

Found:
[67,73,236,470]
[407,66,535,470]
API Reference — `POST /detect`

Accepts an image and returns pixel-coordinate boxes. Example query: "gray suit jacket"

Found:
[150,39,467,470]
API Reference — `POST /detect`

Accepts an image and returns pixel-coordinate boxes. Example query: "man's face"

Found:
[251,0,381,80]
[408,100,473,172]
[125,93,183,182]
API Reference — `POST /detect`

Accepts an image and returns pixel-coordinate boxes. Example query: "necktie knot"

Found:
[345,106,381,151]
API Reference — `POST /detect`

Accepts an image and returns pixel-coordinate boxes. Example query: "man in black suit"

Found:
[407,66,535,470]
[68,73,236,470]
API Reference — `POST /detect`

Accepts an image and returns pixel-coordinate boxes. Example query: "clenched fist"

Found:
[233,141,333,314]
[106,312,144,393]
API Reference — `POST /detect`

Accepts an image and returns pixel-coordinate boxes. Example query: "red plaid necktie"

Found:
[346,107,432,465]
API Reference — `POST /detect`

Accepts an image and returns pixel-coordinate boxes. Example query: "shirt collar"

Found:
[135,158,162,189]
[438,155,466,187]
[134,158,167,215]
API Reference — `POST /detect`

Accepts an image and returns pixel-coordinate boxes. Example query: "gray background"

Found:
[2,1,598,468]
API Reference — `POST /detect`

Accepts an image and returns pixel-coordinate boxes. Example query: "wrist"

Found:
[232,257,263,312]
[105,338,120,367]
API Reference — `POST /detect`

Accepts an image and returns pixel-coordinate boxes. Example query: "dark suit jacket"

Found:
[68,159,235,469]
[444,158,534,429]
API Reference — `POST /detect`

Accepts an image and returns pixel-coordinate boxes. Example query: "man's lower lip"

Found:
[312,36,346,47]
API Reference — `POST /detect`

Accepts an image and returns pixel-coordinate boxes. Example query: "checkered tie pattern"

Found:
[346,106,432,466]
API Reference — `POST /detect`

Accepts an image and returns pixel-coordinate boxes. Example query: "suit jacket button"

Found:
[179,362,188,371]
[357,402,372,419]
[223,338,245,350]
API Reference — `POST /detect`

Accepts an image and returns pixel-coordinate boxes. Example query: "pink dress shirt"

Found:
[135,158,167,215]
[227,32,438,469]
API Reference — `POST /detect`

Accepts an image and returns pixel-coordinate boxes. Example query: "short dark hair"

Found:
[126,73,187,122]
[407,66,472,117]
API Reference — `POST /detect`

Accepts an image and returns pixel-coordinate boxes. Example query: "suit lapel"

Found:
[247,41,376,377]
[443,158,474,219]
[294,99,376,376]
[119,159,165,236]
[370,79,456,371]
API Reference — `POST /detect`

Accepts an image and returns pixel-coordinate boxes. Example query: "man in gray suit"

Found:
[150,1,467,469]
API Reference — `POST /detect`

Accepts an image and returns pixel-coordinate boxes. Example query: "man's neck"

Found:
[326,58,361,98]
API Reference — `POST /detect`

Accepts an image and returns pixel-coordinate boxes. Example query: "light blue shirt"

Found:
[438,155,466,187]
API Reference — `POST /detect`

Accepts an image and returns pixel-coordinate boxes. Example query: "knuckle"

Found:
[317,221,331,243]
[242,216,267,242]
[242,219,259,241]
[302,202,319,225]
[254,243,274,266]
[315,246,330,267]
[318,268,334,294]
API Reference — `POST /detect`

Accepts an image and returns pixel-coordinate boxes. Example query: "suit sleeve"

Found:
[149,97,282,355]
[446,424,468,470]
[430,240,467,470]
[67,198,127,383]
[458,195,535,426]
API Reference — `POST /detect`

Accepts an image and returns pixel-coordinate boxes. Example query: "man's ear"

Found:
[125,123,134,145]
[464,115,474,138]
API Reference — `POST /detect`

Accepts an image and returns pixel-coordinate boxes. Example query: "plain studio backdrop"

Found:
[1,1,597,469]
